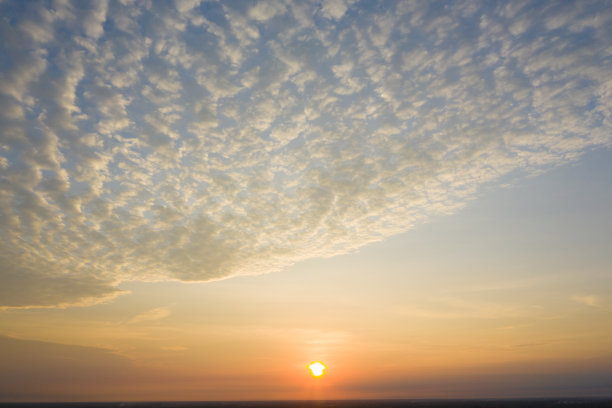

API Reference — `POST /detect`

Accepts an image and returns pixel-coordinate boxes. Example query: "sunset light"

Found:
[1,0,611,404]
[308,362,327,378]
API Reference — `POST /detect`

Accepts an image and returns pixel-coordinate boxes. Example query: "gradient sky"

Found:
[1,0,611,402]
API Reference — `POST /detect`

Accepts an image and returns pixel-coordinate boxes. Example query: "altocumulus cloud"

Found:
[0,0,611,308]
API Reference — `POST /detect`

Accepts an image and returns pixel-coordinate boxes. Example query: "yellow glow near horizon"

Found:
[308,361,326,377]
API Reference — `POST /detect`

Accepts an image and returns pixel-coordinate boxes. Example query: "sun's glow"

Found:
[308,361,326,377]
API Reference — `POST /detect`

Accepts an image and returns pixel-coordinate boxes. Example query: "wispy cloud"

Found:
[1,0,611,307]
[396,296,526,320]
[128,307,171,324]
[571,295,601,308]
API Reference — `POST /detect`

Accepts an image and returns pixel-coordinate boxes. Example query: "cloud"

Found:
[128,307,172,324]
[82,0,108,39]
[248,1,286,22]
[320,0,352,20]
[396,296,525,320]
[0,271,124,310]
[1,0,611,308]
[571,295,601,307]
[0,243,125,309]
[0,335,134,401]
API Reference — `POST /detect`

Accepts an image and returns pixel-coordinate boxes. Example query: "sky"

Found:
[0,0,611,402]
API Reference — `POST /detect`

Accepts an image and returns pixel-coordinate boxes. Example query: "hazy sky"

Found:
[1,0,611,402]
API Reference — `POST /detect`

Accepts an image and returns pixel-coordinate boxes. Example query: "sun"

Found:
[307,361,326,378]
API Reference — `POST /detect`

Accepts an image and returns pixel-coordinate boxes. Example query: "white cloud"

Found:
[320,0,350,20]
[0,0,611,308]
[248,1,286,22]
[83,0,108,39]
[175,0,201,14]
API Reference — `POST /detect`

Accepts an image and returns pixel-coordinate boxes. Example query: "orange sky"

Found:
[1,0,612,402]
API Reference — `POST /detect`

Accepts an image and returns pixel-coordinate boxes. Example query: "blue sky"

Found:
[1,0,610,310]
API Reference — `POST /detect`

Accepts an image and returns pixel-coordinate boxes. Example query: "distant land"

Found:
[1,399,612,408]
